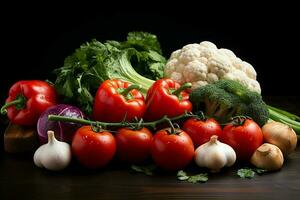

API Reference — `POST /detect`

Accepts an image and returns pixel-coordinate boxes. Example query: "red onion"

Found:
[37,104,85,144]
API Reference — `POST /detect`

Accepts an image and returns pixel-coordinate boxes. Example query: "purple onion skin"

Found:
[37,104,85,144]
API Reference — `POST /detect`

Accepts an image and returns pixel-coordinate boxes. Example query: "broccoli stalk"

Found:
[204,97,239,120]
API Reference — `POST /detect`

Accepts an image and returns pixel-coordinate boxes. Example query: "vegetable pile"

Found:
[1,32,299,183]
[53,32,166,115]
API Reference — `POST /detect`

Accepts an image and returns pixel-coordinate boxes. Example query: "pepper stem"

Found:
[1,95,26,115]
[119,85,142,97]
[172,83,192,97]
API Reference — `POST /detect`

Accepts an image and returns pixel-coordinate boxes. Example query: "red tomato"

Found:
[115,127,153,163]
[72,126,116,168]
[151,129,194,171]
[182,118,222,147]
[220,118,263,161]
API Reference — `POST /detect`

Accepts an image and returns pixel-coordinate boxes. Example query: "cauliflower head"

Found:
[164,41,261,93]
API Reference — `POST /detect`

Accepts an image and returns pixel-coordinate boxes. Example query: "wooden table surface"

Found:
[1,96,300,200]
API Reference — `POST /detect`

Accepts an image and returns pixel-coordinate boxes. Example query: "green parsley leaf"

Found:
[188,174,208,183]
[254,168,268,174]
[131,164,156,176]
[177,170,189,181]
[177,170,208,183]
[237,168,255,179]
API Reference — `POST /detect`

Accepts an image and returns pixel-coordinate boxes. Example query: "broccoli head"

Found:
[189,79,269,126]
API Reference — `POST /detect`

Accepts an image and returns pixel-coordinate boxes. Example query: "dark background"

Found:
[1,4,299,105]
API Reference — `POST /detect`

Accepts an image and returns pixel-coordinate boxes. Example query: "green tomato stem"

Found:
[48,111,196,130]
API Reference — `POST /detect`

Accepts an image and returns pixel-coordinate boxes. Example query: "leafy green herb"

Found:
[188,174,208,183]
[237,168,267,179]
[253,168,268,174]
[177,170,189,180]
[177,170,208,183]
[237,168,255,179]
[53,32,165,115]
[131,164,157,176]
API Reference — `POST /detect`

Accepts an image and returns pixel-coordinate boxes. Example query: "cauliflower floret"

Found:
[192,81,208,89]
[207,73,219,83]
[242,61,257,79]
[165,59,177,75]
[183,60,208,83]
[169,72,184,84]
[223,71,261,93]
[219,48,236,59]
[178,46,201,64]
[199,41,218,50]
[207,52,233,77]
[164,41,261,93]
[170,49,181,59]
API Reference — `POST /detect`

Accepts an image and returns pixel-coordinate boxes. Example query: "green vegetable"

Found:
[237,168,255,179]
[53,32,165,115]
[267,106,300,135]
[190,79,269,126]
[177,170,208,183]
[131,164,157,176]
[237,168,267,179]
[177,170,190,180]
[48,111,198,130]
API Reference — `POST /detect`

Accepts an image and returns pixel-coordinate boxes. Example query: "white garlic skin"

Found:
[34,131,72,171]
[194,135,236,172]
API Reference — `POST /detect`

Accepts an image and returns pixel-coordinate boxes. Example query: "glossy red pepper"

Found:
[144,79,192,121]
[93,79,146,122]
[1,80,57,126]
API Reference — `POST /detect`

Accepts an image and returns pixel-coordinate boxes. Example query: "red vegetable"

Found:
[183,117,222,147]
[115,127,153,163]
[151,127,194,171]
[1,80,57,126]
[144,78,192,121]
[93,79,146,122]
[220,117,263,161]
[72,126,116,169]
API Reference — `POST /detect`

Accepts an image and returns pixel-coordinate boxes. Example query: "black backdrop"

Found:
[1,4,299,104]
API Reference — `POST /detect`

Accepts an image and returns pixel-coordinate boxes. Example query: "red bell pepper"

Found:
[93,79,146,122]
[144,78,192,121]
[1,80,57,126]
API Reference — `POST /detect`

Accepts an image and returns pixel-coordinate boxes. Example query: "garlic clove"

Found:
[33,130,72,171]
[194,135,236,173]
[33,146,44,168]
[205,149,227,172]
[221,143,236,167]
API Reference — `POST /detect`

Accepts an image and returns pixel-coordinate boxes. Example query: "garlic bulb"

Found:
[251,143,284,171]
[194,135,236,172]
[34,130,72,171]
[262,121,297,155]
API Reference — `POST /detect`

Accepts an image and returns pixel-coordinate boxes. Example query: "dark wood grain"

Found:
[1,96,300,200]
